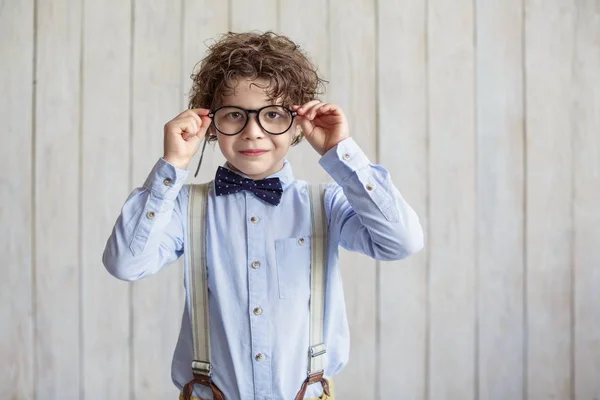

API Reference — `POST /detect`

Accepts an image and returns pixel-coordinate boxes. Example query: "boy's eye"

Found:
[265,111,282,120]
[226,112,244,120]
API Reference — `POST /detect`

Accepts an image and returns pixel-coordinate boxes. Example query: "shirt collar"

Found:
[221,160,295,189]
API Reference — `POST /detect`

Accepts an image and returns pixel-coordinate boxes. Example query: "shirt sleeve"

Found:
[102,157,189,281]
[319,137,424,261]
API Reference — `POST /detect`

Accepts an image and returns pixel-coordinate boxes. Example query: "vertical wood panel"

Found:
[428,0,476,398]
[525,0,575,398]
[476,0,525,399]
[328,1,378,397]
[182,1,229,184]
[4,1,600,398]
[81,0,132,398]
[0,1,34,398]
[279,0,331,183]
[132,1,183,398]
[573,1,600,398]
[35,0,82,397]
[377,0,428,398]
[230,0,278,33]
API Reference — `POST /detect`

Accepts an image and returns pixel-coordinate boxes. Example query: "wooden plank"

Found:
[230,0,278,33]
[328,1,377,397]
[476,0,525,399]
[279,0,330,182]
[572,2,600,398]
[0,1,34,398]
[34,0,82,397]
[377,0,428,398]
[525,0,576,398]
[80,0,131,397]
[131,1,184,398]
[428,0,476,398]
[182,0,228,184]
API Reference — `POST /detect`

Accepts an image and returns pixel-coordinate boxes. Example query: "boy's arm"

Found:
[102,158,188,281]
[320,138,424,261]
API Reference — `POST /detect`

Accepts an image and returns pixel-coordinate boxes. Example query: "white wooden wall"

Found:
[1,0,599,399]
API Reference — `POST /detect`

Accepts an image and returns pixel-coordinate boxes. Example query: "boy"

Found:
[103,31,423,400]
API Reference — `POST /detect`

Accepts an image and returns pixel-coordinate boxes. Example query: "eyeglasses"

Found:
[193,105,297,178]
[209,105,297,136]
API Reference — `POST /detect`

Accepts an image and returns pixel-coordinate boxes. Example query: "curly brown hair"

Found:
[188,31,327,145]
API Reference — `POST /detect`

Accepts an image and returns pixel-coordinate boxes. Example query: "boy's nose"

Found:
[240,116,265,139]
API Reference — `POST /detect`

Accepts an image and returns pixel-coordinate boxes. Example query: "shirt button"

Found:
[146,211,156,219]
[343,153,351,161]
[366,183,376,191]
[298,238,305,246]
[163,178,173,186]
[253,307,263,316]
[250,216,259,224]
[255,353,265,362]
[251,260,261,269]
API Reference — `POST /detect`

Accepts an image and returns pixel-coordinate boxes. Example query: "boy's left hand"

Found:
[292,101,349,156]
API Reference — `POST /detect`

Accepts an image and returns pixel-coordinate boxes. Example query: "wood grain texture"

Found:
[572,1,600,398]
[131,1,184,398]
[0,0,34,398]
[377,0,428,398]
[428,0,477,398]
[34,0,82,397]
[328,0,378,397]
[182,0,228,185]
[476,0,525,399]
[525,0,576,398]
[279,0,331,183]
[81,0,132,397]
[3,1,600,398]
[230,0,278,33]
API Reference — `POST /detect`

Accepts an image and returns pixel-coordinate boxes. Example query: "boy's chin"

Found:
[227,159,284,179]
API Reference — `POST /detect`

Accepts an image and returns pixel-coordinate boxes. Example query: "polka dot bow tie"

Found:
[214,166,283,206]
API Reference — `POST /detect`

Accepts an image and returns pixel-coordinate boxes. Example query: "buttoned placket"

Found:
[245,191,272,398]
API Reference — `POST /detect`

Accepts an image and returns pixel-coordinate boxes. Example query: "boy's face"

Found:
[214,78,297,180]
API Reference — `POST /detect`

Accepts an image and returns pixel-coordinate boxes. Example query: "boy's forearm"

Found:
[320,138,424,260]
[102,158,188,280]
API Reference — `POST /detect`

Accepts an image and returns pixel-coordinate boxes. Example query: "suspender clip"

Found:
[309,343,327,358]
[191,360,212,377]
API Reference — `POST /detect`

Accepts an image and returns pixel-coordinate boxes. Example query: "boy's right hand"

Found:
[163,108,212,170]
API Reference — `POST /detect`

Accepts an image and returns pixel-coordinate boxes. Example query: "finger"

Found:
[297,117,314,137]
[178,118,199,140]
[197,116,213,138]
[305,102,328,120]
[184,109,205,127]
[297,100,321,115]
[172,108,208,121]
[316,103,339,115]
[189,108,211,117]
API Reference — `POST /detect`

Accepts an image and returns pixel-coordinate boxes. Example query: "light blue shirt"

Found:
[102,138,424,399]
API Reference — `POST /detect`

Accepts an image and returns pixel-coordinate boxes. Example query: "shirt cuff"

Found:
[143,158,189,201]
[318,137,371,182]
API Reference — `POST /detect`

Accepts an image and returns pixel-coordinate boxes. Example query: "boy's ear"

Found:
[291,124,304,146]
[207,126,217,141]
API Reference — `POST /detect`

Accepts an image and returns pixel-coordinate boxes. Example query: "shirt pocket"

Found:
[274,235,311,299]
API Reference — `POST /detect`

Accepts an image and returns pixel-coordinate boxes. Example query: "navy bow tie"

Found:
[214,166,283,206]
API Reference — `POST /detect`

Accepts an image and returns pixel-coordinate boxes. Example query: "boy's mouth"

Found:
[239,150,268,157]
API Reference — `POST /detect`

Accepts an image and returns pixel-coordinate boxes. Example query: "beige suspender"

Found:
[188,183,211,377]
[183,183,225,400]
[185,182,329,399]
[307,184,327,374]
